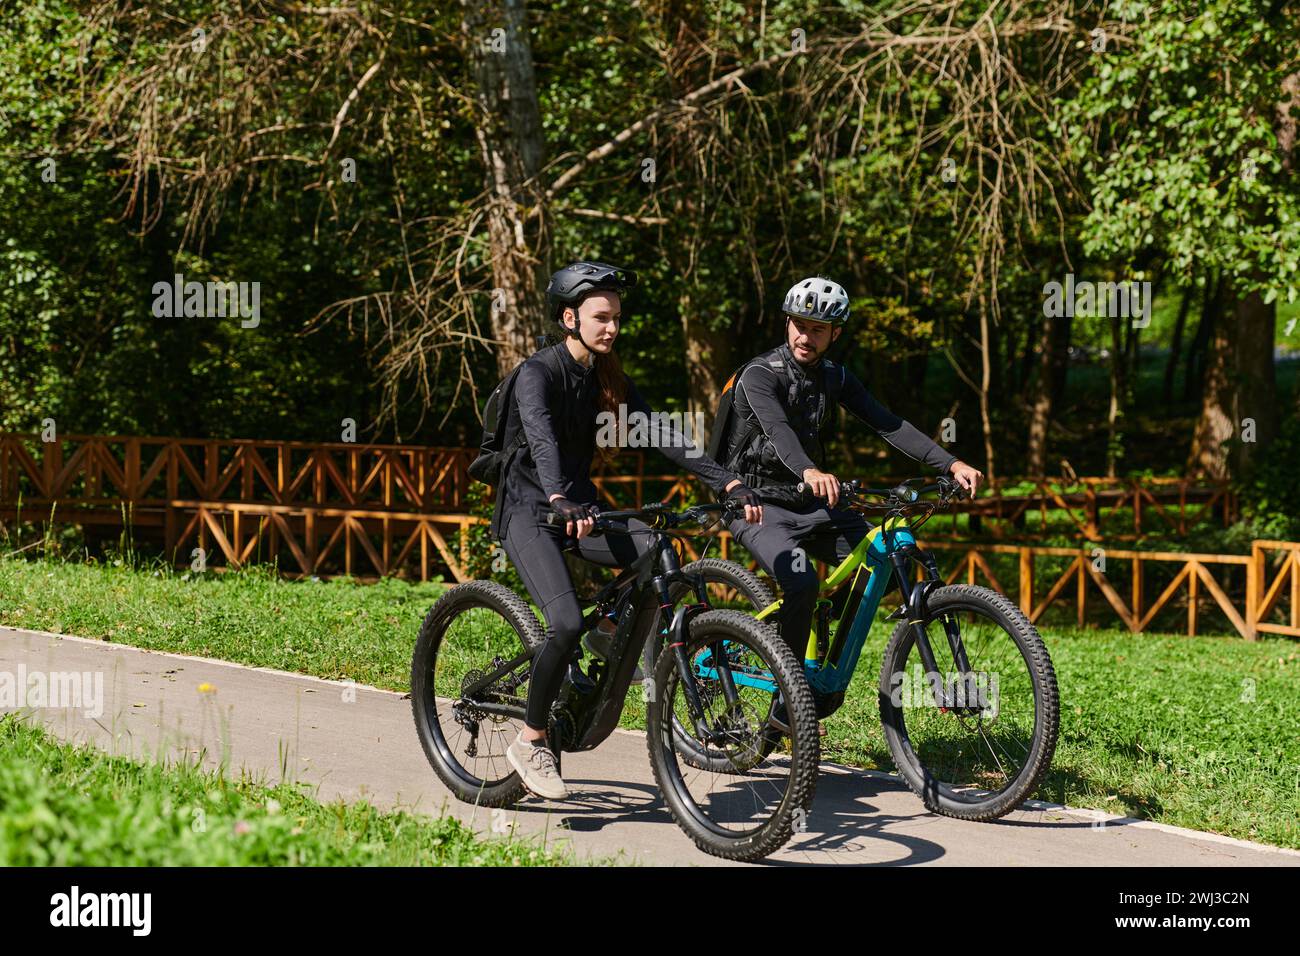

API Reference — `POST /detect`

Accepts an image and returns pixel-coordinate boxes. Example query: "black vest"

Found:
[722,344,844,489]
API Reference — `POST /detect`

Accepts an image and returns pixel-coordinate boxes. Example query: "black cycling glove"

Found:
[724,482,761,510]
[550,497,592,522]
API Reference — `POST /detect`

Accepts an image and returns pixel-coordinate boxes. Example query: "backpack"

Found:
[467,336,560,486]
[706,351,846,476]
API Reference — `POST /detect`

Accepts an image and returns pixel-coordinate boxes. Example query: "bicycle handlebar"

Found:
[783,475,969,511]
[544,499,743,534]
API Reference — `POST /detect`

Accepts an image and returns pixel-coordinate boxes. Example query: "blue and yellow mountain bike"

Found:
[677,475,1060,821]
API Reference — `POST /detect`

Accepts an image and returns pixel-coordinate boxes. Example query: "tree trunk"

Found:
[462,0,549,379]
[978,299,995,480]
[1048,310,1072,408]
[1019,312,1040,396]
[1162,284,1192,405]
[1232,287,1277,476]
[1183,275,1219,404]
[1105,312,1125,477]
[1025,314,1055,478]
[1186,290,1234,479]
[681,289,731,442]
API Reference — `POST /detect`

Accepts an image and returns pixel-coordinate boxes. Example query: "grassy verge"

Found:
[2,556,1296,849]
[0,713,580,866]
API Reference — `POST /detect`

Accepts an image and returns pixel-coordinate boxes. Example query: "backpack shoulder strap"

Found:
[719,349,788,469]
[821,358,846,398]
[501,346,562,453]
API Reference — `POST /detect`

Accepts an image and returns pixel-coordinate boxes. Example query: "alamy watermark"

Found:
[151,273,261,328]
[1042,273,1151,328]
[595,404,707,458]
[888,663,999,716]
[49,886,151,936]
[0,665,104,719]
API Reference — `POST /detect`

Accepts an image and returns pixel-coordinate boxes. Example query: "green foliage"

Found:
[463,481,524,592]
[1065,1,1300,300]
[0,0,1295,481]
[1235,413,1300,541]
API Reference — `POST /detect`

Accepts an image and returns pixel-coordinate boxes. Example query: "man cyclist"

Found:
[714,275,983,718]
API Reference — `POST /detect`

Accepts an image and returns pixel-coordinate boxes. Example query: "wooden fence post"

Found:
[1019,547,1033,615]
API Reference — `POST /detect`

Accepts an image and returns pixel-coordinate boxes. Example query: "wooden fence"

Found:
[0,433,482,581]
[1,432,1286,639]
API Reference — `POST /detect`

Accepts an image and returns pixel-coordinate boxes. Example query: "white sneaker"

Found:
[506,733,568,800]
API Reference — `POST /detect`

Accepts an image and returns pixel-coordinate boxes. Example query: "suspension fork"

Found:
[888,546,972,708]
[889,549,943,676]
[913,547,974,674]
[650,572,709,737]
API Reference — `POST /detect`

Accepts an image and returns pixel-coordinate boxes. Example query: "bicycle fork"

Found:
[655,573,746,743]
[888,545,976,712]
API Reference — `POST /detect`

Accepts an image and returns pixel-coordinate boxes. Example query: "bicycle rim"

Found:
[654,627,807,841]
[424,599,534,792]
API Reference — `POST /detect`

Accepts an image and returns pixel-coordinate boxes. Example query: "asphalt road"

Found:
[2,626,1295,867]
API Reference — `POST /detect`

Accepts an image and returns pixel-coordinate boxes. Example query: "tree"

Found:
[1066,0,1300,479]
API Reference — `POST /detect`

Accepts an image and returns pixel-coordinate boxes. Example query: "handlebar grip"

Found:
[795,480,842,498]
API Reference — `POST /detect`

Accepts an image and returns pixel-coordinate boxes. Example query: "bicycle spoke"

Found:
[428,603,531,788]
[891,608,1041,801]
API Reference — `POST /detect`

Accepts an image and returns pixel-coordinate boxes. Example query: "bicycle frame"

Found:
[697,511,968,704]
[456,516,722,754]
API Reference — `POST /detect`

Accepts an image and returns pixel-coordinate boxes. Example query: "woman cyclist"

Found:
[492,260,763,799]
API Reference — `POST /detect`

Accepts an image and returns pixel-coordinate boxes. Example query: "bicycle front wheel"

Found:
[878,584,1059,820]
[646,609,819,862]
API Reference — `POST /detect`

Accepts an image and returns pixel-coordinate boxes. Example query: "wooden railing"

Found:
[0,434,1268,636]
[590,463,1234,541]
[672,536,1296,641]
[1250,540,1300,639]
[0,433,482,581]
[0,433,478,510]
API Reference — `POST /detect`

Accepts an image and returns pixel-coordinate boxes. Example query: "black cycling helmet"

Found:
[547,260,636,320]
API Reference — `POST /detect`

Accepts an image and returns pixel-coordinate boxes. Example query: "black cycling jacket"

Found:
[724,342,957,493]
[491,342,740,539]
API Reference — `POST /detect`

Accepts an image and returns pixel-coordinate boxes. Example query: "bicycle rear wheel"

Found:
[646,609,819,861]
[878,584,1059,820]
[410,580,544,807]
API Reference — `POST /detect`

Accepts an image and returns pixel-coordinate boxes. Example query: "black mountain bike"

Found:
[410,501,820,862]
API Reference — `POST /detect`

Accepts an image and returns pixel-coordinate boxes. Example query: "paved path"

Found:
[3,626,1296,866]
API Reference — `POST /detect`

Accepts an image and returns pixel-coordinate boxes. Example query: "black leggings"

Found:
[500,517,654,731]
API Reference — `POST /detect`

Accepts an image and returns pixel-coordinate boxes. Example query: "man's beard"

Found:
[786,318,828,365]
[789,338,824,365]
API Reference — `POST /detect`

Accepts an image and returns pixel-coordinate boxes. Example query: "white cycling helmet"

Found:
[782,275,850,325]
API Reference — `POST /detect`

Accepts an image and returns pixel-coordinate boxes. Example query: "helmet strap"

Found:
[563,303,600,359]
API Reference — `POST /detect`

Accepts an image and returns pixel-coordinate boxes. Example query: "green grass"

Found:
[0,558,431,689]
[2,556,1297,850]
[0,712,580,866]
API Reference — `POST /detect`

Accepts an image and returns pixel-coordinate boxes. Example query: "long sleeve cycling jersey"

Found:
[728,342,956,488]
[492,342,739,538]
